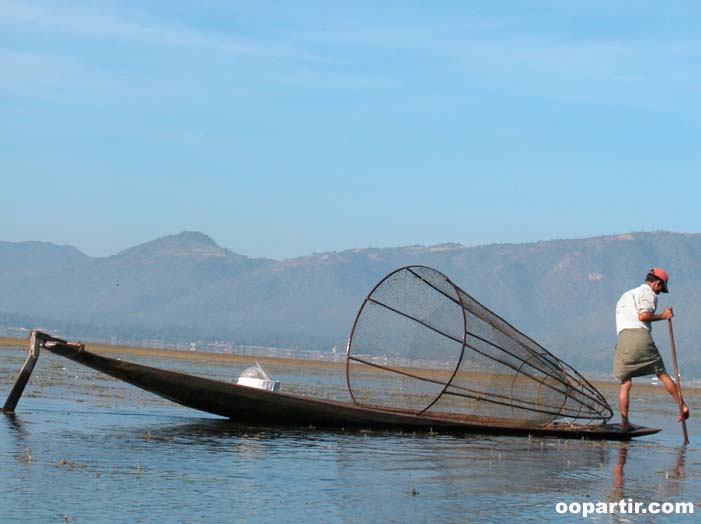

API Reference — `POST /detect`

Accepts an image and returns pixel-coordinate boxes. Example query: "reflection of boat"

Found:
[2,266,661,440]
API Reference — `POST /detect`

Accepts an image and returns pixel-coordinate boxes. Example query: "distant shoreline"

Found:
[2,335,698,394]
[0,335,342,369]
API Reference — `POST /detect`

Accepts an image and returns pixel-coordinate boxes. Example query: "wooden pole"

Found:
[667,319,690,445]
[2,331,41,413]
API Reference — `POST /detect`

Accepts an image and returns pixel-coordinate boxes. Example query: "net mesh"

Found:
[346,266,612,426]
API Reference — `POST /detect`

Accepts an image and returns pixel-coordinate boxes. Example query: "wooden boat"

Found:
[2,332,658,441]
[1,266,662,440]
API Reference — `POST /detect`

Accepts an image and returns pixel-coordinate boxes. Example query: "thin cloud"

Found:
[1,0,319,61]
[2,1,699,117]
[292,13,701,110]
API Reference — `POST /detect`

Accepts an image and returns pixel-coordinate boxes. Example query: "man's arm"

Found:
[639,307,674,322]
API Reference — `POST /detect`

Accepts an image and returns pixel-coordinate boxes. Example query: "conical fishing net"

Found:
[346,266,612,426]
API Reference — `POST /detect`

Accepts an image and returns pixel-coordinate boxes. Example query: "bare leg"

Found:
[657,372,690,421]
[619,378,632,431]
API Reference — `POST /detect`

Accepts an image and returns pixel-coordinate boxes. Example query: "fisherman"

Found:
[614,268,689,431]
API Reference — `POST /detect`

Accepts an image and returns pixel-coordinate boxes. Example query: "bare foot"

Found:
[620,421,633,432]
[677,404,690,422]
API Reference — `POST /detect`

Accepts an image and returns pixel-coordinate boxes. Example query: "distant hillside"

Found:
[1,231,699,377]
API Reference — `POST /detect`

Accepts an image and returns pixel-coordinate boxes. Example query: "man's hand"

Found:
[662,307,674,320]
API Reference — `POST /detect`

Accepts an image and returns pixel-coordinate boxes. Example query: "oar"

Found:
[667,319,690,445]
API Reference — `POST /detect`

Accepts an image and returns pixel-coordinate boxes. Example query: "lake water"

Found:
[1,345,699,523]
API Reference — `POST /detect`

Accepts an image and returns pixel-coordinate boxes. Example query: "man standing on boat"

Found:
[614,268,689,431]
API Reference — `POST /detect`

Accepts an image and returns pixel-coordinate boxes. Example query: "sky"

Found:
[2,1,700,259]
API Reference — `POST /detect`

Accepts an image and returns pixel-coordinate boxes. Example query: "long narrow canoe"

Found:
[43,340,659,441]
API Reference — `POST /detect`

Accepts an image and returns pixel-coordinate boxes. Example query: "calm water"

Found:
[1,346,699,523]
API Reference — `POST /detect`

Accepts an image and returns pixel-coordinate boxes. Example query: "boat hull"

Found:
[46,343,659,441]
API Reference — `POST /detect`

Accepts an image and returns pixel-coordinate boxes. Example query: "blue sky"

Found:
[2,1,700,259]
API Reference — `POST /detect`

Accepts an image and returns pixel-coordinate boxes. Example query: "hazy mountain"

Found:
[1,230,699,377]
[0,240,90,273]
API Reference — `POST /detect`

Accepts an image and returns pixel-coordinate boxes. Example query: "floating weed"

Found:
[58,458,86,470]
[20,448,32,464]
[663,469,685,480]
[235,444,258,454]
[404,488,419,496]
[136,460,143,476]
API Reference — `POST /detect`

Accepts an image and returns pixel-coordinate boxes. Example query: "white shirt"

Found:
[615,283,658,335]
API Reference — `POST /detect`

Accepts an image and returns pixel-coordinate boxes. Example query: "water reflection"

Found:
[78,416,696,523]
[610,442,690,518]
[1,412,29,441]
[612,444,627,494]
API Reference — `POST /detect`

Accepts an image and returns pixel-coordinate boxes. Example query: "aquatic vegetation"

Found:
[20,447,32,463]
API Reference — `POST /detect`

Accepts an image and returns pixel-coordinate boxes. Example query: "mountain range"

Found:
[1,230,699,377]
